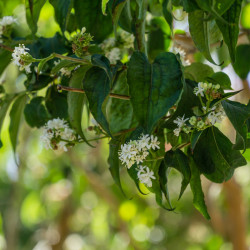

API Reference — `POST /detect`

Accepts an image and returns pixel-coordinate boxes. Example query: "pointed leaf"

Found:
[9,94,28,154]
[222,100,250,151]
[206,72,232,90]
[163,149,191,199]
[162,0,173,30]
[112,0,128,35]
[83,66,111,136]
[193,127,247,183]
[189,10,217,64]
[68,66,94,147]
[189,155,210,220]
[102,0,110,14]
[190,130,203,151]
[216,0,242,63]
[108,138,126,195]
[127,52,183,134]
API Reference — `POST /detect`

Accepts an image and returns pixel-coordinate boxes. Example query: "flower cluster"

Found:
[71,27,93,58]
[172,46,191,66]
[194,82,221,100]
[99,31,134,64]
[173,82,226,136]
[54,60,72,77]
[12,44,33,73]
[118,134,160,169]
[0,16,17,43]
[137,165,156,187]
[40,118,76,152]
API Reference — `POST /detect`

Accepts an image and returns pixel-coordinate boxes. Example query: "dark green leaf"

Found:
[181,0,200,12]
[184,62,214,82]
[206,72,232,90]
[233,44,250,79]
[45,85,68,119]
[24,97,49,128]
[108,70,137,133]
[68,66,93,146]
[127,52,183,134]
[108,138,126,195]
[222,100,250,151]
[91,54,112,83]
[49,0,72,31]
[83,66,111,136]
[118,0,133,32]
[0,95,16,148]
[162,0,173,30]
[163,149,191,199]
[190,130,203,150]
[24,73,53,91]
[216,0,242,63]
[189,10,216,64]
[25,0,46,34]
[193,127,247,183]
[9,94,28,154]
[189,155,210,220]
[74,0,113,42]
[112,0,128,35]
[0,50,12,75]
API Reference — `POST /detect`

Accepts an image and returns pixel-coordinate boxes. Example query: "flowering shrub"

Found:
[0,0,249,219]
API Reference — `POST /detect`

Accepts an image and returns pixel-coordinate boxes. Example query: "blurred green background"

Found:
[0,0,250,249]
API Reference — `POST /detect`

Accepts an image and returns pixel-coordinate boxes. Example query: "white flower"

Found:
[173,115,189,128]
[60,67,71,77]
[137,165,156,187]
[99,38,116,50]
[150,135,160,150]
[0,16,17,26]
[120,30,134,48]
[194,82,205,97]
[41,118,76,152]
[106,47,121,64]
[207,104,225,125]
[173,46,191,66]
[173,128,181,137]
[138,134,150,150]
[12,44,32,73]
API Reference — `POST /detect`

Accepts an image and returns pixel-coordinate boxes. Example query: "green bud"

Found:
[197,120,205,129]
[189,116,197,126]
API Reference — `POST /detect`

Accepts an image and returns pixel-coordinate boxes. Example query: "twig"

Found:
[57,84,131,100]
[0,43,14,52]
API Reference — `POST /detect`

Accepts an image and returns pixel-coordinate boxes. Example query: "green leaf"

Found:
[24,97,49,128]
[102,0,110,14]
[0,95,16,148]
[9,94,28,154]
[163,149,191,199]
[210,90,242,107]
[24,73,53,91]
[49,0,72,31]
[37,54,54,75]
[112,0,128,35]
[108,138,126,195]
[25,0,46,34]
[216,0,242,63]
[181,0,200,12]
[206,72,232,90]
[68,66,93,147]
[233,44,250,79]
[51,60,79,75]
[222,100,250,152]
[118,0,133,32]
[83,66,111,136]
[190,130,203,151]
[108,70,137,133]
[162,0,173,30]
[193,127,247,183]
[184,62,214,82]
[127,52,183,134]
[45,85,68,119]
[189,155,210,220]
[188,10,216,64]
[91,54,112,84]
[74,0,113,42]
[0,50,12,76]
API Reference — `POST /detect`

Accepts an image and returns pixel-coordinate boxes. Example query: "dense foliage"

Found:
[0,0,250,220]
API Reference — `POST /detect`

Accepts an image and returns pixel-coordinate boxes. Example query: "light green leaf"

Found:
[25,0,46,34]
[9,94,28,154]
[102,0,110,14]
[127,52,183,134]
[206,72,232,90]
[184,62,214,82]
